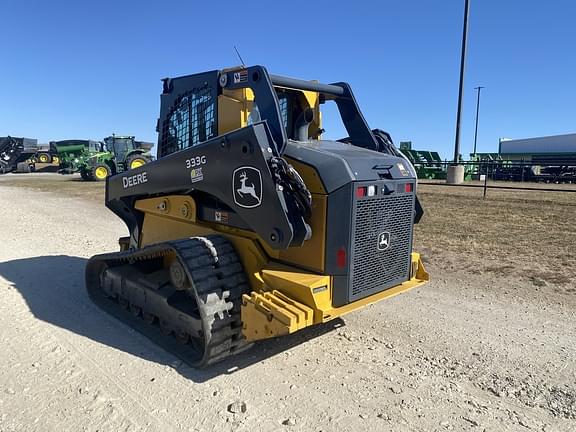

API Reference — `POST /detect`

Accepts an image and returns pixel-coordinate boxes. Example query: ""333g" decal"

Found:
[185,155,207,169]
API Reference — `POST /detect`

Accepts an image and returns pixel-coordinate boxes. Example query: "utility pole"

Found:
[472,86,484,156]
[452,0,470,164]
[447,0,471,184]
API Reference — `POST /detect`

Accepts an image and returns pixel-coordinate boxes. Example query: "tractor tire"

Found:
[16,162,33,173]
[92,164,111,181]
[127,155,149,170]
[80,170,93,181]
[52,155,60,165]
[37,153,51,163]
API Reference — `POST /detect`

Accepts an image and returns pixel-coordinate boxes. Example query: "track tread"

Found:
[86,235,252,367]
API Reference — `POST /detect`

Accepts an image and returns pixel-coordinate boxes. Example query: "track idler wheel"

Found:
[169,260,189,290]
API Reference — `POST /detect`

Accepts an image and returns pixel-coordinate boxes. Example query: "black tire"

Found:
[91,163,111,181]
[80,170,93,181]
[16,162,32,173]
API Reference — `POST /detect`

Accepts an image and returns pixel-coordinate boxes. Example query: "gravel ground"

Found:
[0,174,574,432]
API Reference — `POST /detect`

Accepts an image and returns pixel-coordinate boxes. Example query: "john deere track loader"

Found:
[86,66,429,367]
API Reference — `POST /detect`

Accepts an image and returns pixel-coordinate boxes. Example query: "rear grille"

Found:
[350,193,414,300]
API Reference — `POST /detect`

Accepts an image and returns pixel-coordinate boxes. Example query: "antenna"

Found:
[234,45,246,68]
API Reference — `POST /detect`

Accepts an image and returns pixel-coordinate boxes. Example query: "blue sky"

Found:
[1,0,574,159]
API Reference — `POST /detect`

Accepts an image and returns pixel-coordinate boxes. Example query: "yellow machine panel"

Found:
[134,194,429,343]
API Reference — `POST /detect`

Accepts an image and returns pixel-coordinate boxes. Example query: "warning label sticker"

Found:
[215,211,229,224]
[233,70,248,84]
[397,162,409,177]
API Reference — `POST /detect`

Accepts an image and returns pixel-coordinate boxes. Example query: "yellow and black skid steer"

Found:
[86,65,429,367]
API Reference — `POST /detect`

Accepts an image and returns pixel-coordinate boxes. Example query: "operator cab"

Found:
[158,66,380,157]
[104,136,136,160]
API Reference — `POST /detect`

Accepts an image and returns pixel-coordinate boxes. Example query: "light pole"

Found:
[472,86,484,156]
[448,0,471,184]
[453,0,470,164]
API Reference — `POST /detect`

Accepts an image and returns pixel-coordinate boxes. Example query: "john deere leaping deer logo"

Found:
[377,231,391,251]
[233,166,262,208]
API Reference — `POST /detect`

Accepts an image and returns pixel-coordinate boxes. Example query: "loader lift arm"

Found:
[107,122,312,251]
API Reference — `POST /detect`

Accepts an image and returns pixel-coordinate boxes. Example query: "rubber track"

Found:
[85,235,252,367]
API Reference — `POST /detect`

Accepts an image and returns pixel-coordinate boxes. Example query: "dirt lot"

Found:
[0,173,574,432]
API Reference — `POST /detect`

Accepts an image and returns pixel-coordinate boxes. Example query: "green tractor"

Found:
[79,135,154,181]
[53,139,104,176]
[56,136,154,181]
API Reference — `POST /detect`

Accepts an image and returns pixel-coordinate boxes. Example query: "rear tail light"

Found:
[356,187,367,198]
[405,183,413,193]
[357,185,377,197]
[336,247,347,268]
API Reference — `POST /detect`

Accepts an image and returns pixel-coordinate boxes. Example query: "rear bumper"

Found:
[323,252,429,322]
[241,252,429,341]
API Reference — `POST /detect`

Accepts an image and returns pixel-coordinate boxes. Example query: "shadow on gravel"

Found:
[0,255,343,383]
